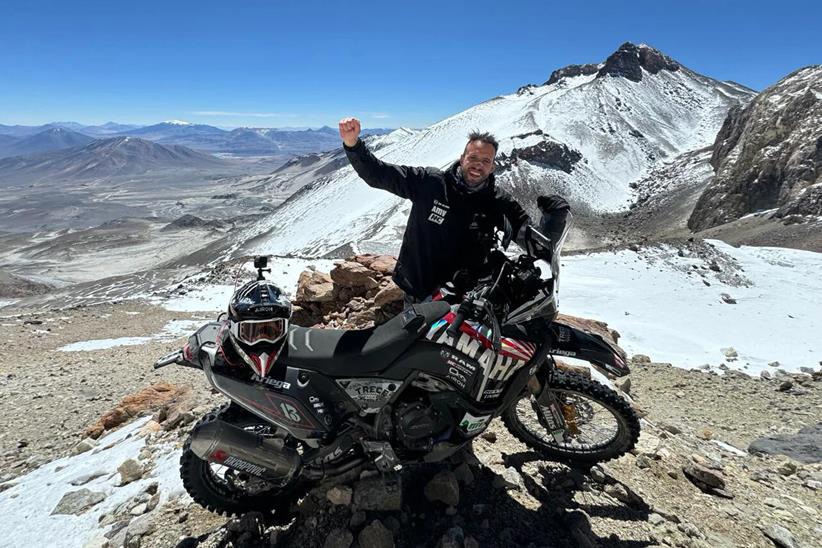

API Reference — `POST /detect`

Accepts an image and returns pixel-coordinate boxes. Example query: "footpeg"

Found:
[361,440,401,472]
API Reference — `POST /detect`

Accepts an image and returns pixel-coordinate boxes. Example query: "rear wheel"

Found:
[180,404,305,519]
[502,371,639,464]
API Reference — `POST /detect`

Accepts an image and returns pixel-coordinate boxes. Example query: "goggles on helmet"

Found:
[230,318,287,346]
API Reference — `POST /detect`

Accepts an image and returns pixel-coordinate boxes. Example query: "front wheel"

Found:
[502,371,640,464]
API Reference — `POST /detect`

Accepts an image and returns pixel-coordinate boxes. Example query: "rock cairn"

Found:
[292,254,405,328]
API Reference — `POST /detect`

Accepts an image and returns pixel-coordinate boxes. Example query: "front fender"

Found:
[548,321,630,377]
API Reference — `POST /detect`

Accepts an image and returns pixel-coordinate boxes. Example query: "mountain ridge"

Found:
[0,127,94,159]
[0,136,230,184]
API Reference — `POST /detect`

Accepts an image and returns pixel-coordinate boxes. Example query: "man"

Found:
[339,117,530,307]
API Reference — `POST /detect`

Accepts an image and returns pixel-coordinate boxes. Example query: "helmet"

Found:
[226,280,292,377]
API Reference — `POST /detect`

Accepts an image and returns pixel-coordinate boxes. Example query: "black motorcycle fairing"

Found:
[203,359,359,440]
[548,321,630,377]
[278,301,451,376]
[381,342,484,398]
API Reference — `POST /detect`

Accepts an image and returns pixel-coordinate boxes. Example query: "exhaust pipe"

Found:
[190,418,301,481]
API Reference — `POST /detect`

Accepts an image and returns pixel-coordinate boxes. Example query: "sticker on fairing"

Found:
[459,412,492,434]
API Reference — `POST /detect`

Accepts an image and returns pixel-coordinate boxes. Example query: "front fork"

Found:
[527,359,578,443]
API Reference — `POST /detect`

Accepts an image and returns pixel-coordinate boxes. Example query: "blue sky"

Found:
[1,0,819,128]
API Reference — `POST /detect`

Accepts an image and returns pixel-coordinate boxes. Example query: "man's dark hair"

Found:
[467,130,499,153]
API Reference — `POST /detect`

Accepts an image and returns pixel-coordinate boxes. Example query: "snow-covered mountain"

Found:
[233,42,754,258]
[124,121,227,143]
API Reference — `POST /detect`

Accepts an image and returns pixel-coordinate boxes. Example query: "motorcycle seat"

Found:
[278,301,450,376]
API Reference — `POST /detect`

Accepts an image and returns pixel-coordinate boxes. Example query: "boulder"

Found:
[749,423,822,463]
[369,255,397,275]
[83,382,188,439]
[330,261,379,289]
[604,482,645,506]
[70,438,98,456]
[760,524,800,548]
[556,313,623,348]
[453,462,475,486]
[162,406,194,431]
[295,270,335,303]
[374,281,405,307]
[353,254,378,268]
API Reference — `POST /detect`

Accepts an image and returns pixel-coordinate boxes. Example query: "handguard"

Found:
[548,321,630,377]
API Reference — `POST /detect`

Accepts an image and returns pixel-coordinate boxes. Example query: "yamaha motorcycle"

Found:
[154,215,639,517]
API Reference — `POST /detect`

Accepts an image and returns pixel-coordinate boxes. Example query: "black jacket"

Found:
[344,139,530,299]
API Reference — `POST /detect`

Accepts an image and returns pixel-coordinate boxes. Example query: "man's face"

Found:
[459,140,496,185]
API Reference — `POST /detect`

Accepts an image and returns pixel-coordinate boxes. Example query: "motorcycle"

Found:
[154,213,639,517]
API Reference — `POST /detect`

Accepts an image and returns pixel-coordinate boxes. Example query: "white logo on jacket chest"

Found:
[427,199,450,225]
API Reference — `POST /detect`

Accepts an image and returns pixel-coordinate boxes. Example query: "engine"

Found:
[393,398,449,451]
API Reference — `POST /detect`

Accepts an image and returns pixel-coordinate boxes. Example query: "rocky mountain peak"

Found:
[545,42,680,87]
[598,42,680,82]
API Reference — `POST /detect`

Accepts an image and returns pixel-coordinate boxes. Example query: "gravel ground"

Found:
[0,302,222,474]
[0,301,820,548]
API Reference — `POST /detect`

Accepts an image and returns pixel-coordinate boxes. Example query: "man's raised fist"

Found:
[338,117,361,147]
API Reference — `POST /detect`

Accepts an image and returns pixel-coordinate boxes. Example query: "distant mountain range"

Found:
[0,127,94,158]
[0,121,393,158]
[0,136,231,184]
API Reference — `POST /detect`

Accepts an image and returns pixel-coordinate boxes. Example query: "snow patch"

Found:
[0,418,185,548]
[561,241,822,373]
[59,336,152,351]
[58,319,205,351]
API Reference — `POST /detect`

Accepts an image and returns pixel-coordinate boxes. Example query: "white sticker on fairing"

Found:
[459,412,492,434]
[337,379,399,413]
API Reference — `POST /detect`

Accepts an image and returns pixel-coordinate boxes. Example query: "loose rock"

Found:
[323,527,354,548]
[357,520,394,548]
[326,485,353,506]
[51,489,106,515]
[353,475,402,511]
[760,524,800,548]
[683,464,725,491]
[70,438,98,456]
[424,470,460,506]
[118,459,143,485]
[492,467,524,491]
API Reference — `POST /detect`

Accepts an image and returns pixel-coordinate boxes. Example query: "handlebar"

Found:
[446,296,502,352]
[446,308,466,340]
[154,350,183,369]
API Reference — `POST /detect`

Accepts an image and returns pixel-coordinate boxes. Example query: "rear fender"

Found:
[548,322,630,377]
